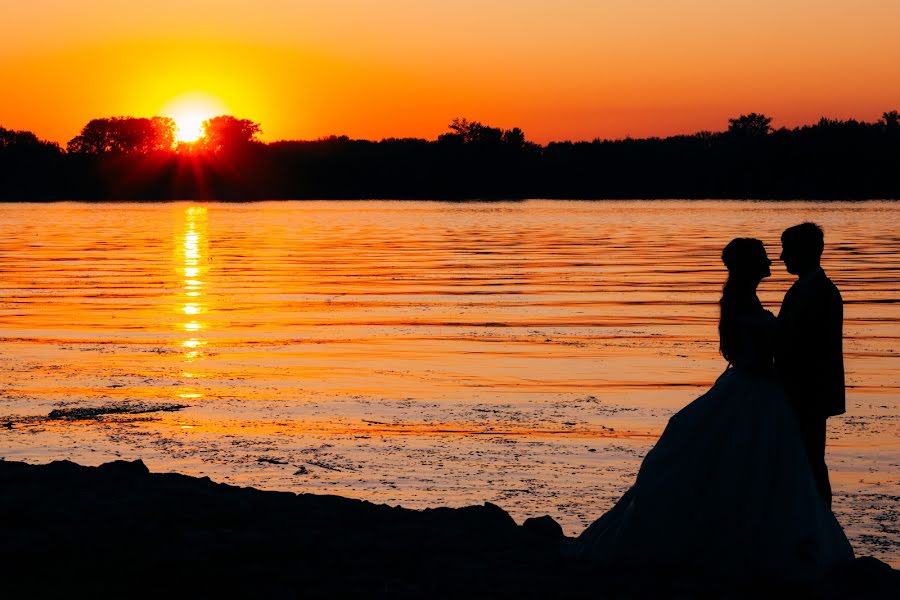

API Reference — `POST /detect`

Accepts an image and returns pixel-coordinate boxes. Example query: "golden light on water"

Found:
[0,201,897,565]
[177,206,209,395]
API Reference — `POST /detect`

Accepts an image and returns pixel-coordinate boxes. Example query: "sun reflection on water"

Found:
[178,206,209,399]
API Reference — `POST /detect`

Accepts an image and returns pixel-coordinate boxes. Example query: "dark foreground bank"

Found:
[0,459,895,598]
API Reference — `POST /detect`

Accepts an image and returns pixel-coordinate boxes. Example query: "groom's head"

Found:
[780,222,824,275]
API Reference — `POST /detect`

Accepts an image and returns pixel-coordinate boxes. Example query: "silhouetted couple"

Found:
[574,223,854,578]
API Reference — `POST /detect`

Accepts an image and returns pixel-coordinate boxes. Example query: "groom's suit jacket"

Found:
[776,268,845,418]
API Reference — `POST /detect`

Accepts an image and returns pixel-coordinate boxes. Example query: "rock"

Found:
[822,556,900,598]
[523,515,565,541]
[46,402,187,420]
[97,459,150,476]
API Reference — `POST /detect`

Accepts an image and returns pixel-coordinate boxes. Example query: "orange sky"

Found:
[2,1,899,144]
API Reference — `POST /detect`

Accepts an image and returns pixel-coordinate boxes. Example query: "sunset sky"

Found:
[3,0,899,144]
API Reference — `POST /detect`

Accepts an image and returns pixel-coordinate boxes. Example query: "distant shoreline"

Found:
[3,113,898,202]
[1,197,899,204]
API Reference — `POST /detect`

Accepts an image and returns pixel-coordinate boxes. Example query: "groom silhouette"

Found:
[775,222,845,506]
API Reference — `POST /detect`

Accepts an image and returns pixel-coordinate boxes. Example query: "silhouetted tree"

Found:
[200,116,261,152]
[440,118,527,146]
[66,116,175,154]
[881,110,899,131]
[151,117,177,150]
[0,127,61,153]
[501,127,526,148]
[0,127,64,200]
[727,113,773,137]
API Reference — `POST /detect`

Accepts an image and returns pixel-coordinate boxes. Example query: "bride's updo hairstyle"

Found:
[719,238,766,364]
[721,238,765,274]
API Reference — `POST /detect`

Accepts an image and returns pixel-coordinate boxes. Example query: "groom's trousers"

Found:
[798,416,832,507]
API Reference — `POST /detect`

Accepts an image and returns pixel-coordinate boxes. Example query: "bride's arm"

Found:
[757,310,778,346]
[733,309,777,372]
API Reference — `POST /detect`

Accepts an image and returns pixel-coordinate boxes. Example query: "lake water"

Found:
[0,200,897,565]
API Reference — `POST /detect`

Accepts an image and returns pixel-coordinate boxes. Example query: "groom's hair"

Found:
[782,222,824,258]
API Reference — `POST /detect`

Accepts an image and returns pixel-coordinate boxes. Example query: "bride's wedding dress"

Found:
[574,305,854,577]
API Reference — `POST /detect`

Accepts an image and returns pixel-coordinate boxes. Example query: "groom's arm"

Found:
[801,280,845,417]
[779,280,843,417]
[822,282,845,416]
[774,287,798,383]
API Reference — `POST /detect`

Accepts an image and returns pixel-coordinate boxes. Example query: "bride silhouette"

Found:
[573,238,853,578]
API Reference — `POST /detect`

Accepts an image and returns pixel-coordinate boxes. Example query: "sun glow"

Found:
[161,93,230,143]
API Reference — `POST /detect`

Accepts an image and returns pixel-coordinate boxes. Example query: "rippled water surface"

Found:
[1,200,897,564]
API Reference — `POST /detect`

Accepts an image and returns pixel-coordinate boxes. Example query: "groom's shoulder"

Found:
[816,270,842,301]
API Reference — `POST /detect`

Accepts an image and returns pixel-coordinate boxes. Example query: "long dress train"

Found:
[574,310,853,578]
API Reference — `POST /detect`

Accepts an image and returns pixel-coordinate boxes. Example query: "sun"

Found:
[161,93,230,143]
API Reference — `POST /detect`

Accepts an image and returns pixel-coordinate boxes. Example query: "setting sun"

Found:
[161,93,229,143]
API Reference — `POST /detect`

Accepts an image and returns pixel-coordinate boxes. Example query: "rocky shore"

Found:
[0,458,895,598]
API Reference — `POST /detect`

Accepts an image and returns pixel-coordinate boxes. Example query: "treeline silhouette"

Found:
[1,112,898,201]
